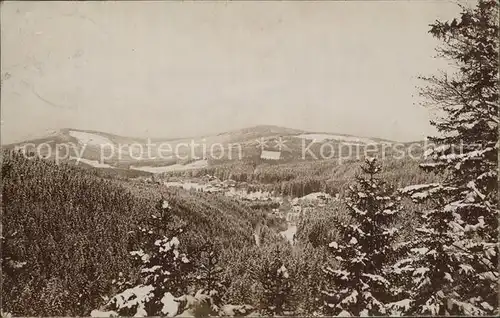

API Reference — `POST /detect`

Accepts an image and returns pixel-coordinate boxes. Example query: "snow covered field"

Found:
[164,181,213,191]
[299,192,332,201]
[225,188,281,201]
[69,131,114,147]
[294,133,377,144]
[71,157,113,168]
[131,160,208,173]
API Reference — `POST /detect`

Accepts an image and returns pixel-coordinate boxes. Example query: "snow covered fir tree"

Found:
[322,158,401,316]
[395,0,499,315]
[259,247,294,316]
[192,242,227,316]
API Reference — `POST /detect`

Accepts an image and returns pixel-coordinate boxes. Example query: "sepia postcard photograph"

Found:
[1,0,498,317]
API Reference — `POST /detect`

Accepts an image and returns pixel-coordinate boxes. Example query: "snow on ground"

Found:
[132,166,180,174]
[254,233,260,247]
[69,131,114,147]
[107,284,154,317]
[219,305,255,317]
[184,159,209,169]
[226,188,276,200]
[90,310,118,317]
[164,181,214,191]
[160,292,179,316]
[69,130,144,158]
[131,160,208,174]
[387,299,412,313]
[300,192,332,201]
[280,225,297,244]
[71,157,114,168]
[295,133,377,144]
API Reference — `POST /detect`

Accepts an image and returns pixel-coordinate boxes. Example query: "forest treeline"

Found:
[163,157,438,198]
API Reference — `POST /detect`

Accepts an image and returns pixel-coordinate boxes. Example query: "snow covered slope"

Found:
[294,133,382,144]
[130,159,209,173]
[69,131,115,147]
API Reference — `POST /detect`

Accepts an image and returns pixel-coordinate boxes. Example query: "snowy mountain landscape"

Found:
[1,1,498,317]
[3,125,397,172]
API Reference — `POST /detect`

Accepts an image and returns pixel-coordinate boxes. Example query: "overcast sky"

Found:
[1,1,464,144]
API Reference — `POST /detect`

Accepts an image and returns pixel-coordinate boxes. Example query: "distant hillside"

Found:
[3,125,416,176]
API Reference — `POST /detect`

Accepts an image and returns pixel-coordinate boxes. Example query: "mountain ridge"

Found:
[2,125,422,175]
[3,124,398,147]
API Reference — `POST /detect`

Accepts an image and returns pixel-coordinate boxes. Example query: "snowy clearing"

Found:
[131,160,208,173]
[300,192,332,201]
[71,157,114,168]
[226,188,277,200]
[164,181,213,191]
[69,131,114,147]
[294,133,377,144]
[280,225,297,244]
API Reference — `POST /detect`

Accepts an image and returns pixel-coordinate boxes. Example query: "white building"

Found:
[260,150,281,160]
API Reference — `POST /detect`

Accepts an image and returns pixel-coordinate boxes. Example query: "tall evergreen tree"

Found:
[322,158,401,316]
[194,242,226,315]
[395,0,499,315]
[259,246,294,316]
